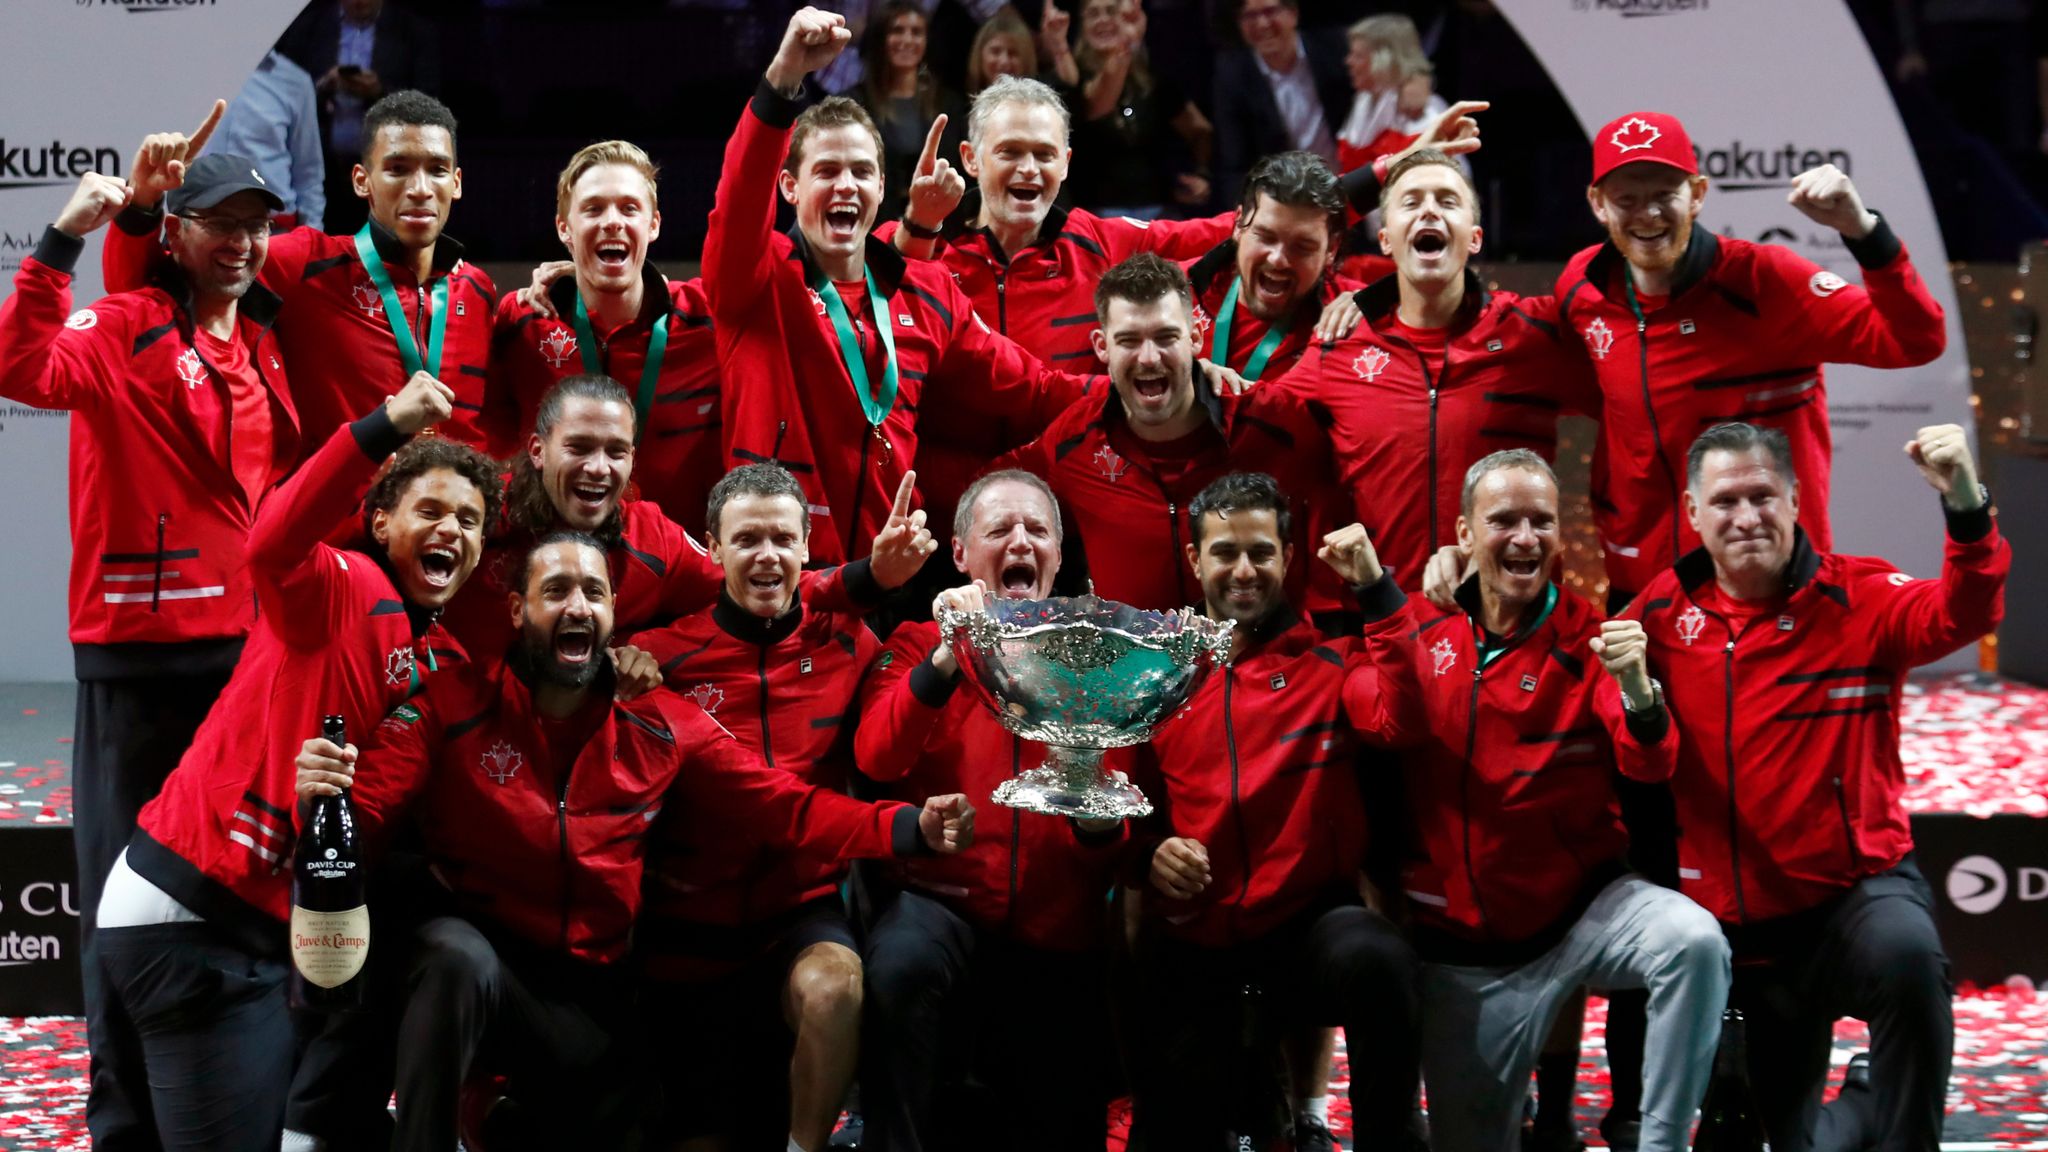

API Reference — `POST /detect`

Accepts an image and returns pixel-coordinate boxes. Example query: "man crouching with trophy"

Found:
[854,469,1130,1151]
[1129,472,1428,1152]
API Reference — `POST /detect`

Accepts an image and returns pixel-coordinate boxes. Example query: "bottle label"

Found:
[290,904,370,988]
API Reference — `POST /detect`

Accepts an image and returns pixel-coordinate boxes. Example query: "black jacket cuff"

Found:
[891,805,930,857]
[1843,213,1902,270]
[349,405,407,461]
[1624,703,1670,747]
[1353,571,1406,624]
[908,654,959,708]
[1338,164,1381,214]
[114,201,164,238]
[1944,492,1993,544]
[840,557,883,605]
[33,227,84,275]
[751,76,809,128]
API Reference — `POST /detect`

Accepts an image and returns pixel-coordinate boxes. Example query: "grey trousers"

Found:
[1420,874,1731,1152]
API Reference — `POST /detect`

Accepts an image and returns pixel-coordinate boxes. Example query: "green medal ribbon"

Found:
[1210,276,1290,384]
[572,292,668,445]
[353,222,448,380]
[814,269,900,428]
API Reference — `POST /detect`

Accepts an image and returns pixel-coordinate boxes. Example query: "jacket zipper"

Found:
[757,646,775,767]
[1422,353,1443,550]
[151,513,169,611]
[1225,672,1253,930]
[1631,308,1683,562]
[1721,625,1747,923]
[557,749,576,952]
[994,270,1008,333]
[1459,664,1492,932]
[1833,775,1860,871]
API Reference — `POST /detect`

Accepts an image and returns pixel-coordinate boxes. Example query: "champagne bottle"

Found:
[1693,1008,1769,1150]
[291,715,369,1011]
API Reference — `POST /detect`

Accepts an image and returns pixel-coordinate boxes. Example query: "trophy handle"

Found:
[990,745,1154,821]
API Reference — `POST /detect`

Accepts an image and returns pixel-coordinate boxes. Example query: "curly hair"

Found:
[363,437,504,541]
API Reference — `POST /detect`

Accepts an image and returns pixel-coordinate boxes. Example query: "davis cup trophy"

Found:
[936,594,1234,820]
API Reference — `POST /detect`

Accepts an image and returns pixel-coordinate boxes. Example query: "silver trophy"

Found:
[936,595,1234,820]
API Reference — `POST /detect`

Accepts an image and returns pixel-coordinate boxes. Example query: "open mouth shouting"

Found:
[824,201,864,244]
[1500,553,1544,579]
[1408,223,1450,263]
[997,559,1039,597]
[744,566,787,603]
[594,238,633,275]
[1248,267,1296,315]
[553,617,596,666]
[419,543,461,590]
[565,479,614,524]
[1129,373,1173,408]
[1005,183,1045,213]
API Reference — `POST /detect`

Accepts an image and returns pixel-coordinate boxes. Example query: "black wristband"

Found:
[899,216,942,240]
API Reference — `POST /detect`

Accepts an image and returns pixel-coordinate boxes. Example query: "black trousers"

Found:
[76,669,236,1152]
[860,887,1115,1152]
[97,921,293,1152]
[392,915,647,1152]
[1731,858,1952,1152]
[1129,900,1421,1152]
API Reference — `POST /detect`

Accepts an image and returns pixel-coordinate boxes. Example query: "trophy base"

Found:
[991,763,1153,821]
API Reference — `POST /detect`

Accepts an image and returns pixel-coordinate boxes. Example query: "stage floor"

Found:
[0,674,2042,1148]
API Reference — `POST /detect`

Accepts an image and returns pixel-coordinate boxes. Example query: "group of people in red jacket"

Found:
[0,5,2009,1152]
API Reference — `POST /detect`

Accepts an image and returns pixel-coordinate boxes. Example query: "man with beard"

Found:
[1,157,296,1152]
[1129,472,1422,1152]
[854,469,1130,1150]
[105,91,498,457]
[90,374,494,1151]
[704,8,1105,568]
[293,532,974,1152]
[1262,147,1598,597]
[997,253,1326,615]
[627,463,888,1152]
[1614,422,2005,1151]
[439,374,935,673]
[487,141,725,531]
[1393,450,1728,1152]
[1556,111,1948,606]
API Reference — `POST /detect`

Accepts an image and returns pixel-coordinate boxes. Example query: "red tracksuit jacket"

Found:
[881,196,1224,548]
[1621,514,2008,926]
[106,208,497,458]
[1397,583,1668,962]
[995,386,1330,614]
[1132,585,1419,948]
[128,412,460,955]
[485,266,723,533]
[1264,271,1598,594]
[1555,223,1946,597]
[0,230,299,669]
[629,595,880,955]
[349,667,921,967]
[703,81,1089,565]
[856,621,1129,952]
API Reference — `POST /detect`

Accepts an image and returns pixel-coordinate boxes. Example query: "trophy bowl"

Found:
[936,595,1234,820]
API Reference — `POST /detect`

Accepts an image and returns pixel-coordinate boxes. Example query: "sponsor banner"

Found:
[0,2,299,681]
[1916,814,2048,984]
[1496,0,1972,665]
[0,827,82,1016]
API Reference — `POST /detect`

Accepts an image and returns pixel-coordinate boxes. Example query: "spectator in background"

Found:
[1066,0,1214,218]
[858,0,969,223]
[210,50,325,232]
[278,0,441,235]
[1212,0,1349,208]
[966,7,1038,96]
[1335,14,1451,182]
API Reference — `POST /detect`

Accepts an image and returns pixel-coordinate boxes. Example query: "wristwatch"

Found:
[1624,677,1665,715]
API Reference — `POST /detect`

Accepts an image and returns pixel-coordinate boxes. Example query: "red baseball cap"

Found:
[1590,111,1699,184]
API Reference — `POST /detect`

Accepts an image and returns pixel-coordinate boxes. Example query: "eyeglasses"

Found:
[176,213,273,240]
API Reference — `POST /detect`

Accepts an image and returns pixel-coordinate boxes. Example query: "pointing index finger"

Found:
[917,115,947,175]
[890,469,917,520]
[188,99,226,155]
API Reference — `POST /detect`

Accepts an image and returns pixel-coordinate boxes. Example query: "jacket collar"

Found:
[1355,266,1490,335]
[367,549,444,639]
[544,259,670,333]
[711,587,805,646]
[1584,225,1720,309]
[953,188,1071,263]
[1452,574,1556,648]
[1187,238,1342,338]
[1673,526,1824,597]
[1229,601,1302,650]
[361,213,466,279]
[787,220,909,298]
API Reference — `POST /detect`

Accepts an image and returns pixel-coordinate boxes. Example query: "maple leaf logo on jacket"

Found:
[351,278,383,317]
[1610,117,1661,153]
[1430,636,1457,676]
[176,348,207,390]
[481,740,523,784]
[538,326,577,368]
[1582,318,1615,360]
[384,646,418,687]
[1676,604,1708,645]
[683,683,725,713]
[1352,345,1391,381]
[1191,302,1213,345]
[1093,444,1128,482]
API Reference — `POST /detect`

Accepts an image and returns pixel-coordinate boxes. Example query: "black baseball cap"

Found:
[166,153,285,215]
